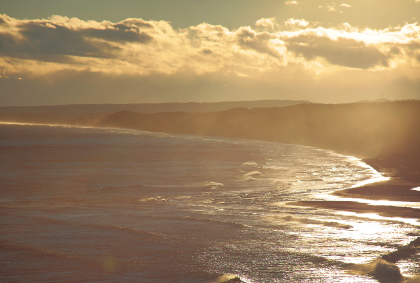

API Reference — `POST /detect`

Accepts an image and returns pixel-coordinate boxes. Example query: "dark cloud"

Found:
[0,32,17,52]
[0,17,154,63]
[0,22,126,63]
[81,28,152,43]
[385,41,420,62]
[201,49,213,54]
[20,23,117,57]
[403,41,420,61]
[407,41,420,52]
[236,28,280,58]
[285,34,389,69]
[389,46,401,55]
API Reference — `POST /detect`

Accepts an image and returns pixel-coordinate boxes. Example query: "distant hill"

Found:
[355,98,390,103]
[0,100,311,114]
[97,101,420,162]
[0,100,311,125]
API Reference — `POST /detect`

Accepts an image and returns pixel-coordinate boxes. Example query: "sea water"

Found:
[0,123,419,282]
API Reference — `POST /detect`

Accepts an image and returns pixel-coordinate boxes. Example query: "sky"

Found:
[0,0,419,106]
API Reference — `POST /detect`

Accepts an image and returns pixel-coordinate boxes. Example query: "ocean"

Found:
[0,123,419,282]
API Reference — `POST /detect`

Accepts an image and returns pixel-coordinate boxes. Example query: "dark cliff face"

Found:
[97,101,420,162]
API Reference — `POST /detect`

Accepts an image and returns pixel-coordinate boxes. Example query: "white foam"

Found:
[241,161,259,167]
[243,171,262,177]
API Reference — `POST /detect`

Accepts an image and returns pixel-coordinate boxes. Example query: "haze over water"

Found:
[1,123,419,282]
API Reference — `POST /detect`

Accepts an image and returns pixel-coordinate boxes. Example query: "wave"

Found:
[182,216,250,229]
[264,214,353,229]
[343,237,420,282]
[241,161,259,167]
[202,181,225,189]
[239,171,263,181]
[265,166,290,171]
[207,274,249,283]
[242,171,262,177]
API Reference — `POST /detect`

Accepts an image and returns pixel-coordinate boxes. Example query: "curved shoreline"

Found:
[290,157,420,221]
[2,121,420,220]
[2,118,420,282]
[334,158,420,202]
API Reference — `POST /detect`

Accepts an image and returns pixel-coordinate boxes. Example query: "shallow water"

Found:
[0,123,419,282]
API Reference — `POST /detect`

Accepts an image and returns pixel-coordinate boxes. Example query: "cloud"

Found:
[255,18,276,30]
[318,2,351,12]
[0,15,156,64]
[200,49,213,55]
[80,18,154,43]
[19,22,118,58]
[284,34,389,69]
[319,4,337,12]
[1,14,419,76]
[81,28,152,43]
[284,1,299,5]
[113,18,154,29]
[285,18,309,27]
[235,27,282,59]
[0,14,419,105]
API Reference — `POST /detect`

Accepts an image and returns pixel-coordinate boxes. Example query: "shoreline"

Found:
[2,120,420,221]
[291,157,420,221]
[334,158,420,202]
[3,117,420,281]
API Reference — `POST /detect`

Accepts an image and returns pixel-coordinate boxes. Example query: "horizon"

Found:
[0,0,419,106]
[1,97,416,109]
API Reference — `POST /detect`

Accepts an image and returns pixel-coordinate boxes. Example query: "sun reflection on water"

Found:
[316,193,420,209]
[337,211,420,226]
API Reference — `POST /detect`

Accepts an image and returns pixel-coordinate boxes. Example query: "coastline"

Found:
[334,158,420,201]
[2,102,420,221]
[291,157,420,220]
[2,102,420,282]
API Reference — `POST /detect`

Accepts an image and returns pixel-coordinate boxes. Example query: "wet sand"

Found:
[289,200,420,219]
[291,157,420,220]
[334,158,420,201]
